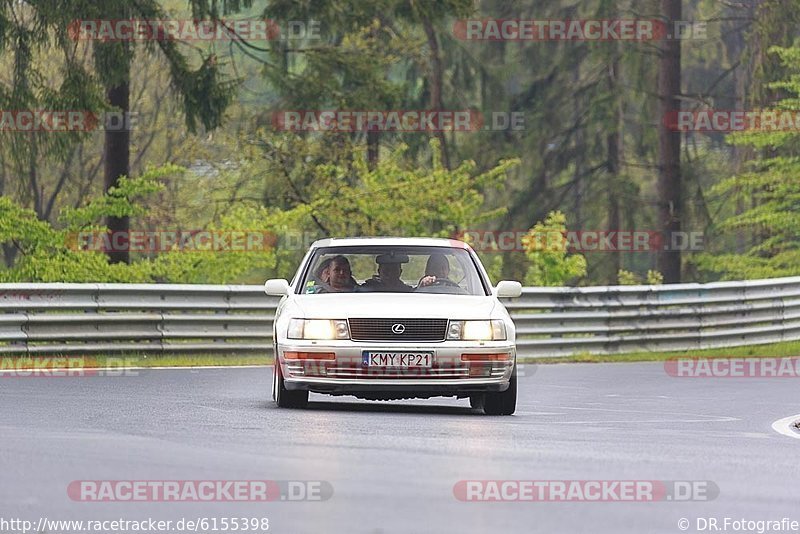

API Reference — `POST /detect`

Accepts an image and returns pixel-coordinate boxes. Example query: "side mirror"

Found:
[264,279,290,296]
[495,280,522,298]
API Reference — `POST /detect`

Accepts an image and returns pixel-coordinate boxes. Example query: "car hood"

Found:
[291,293,497,319]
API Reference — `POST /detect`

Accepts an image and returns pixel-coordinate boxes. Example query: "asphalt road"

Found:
[1,362,799,534]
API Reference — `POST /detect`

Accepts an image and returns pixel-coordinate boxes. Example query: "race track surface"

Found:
[1,363,798,534]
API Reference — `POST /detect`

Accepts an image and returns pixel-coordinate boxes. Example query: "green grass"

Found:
[520,339,800,364]
[124,354,270,367]
[3,353,270,368]
[5,339,800,368]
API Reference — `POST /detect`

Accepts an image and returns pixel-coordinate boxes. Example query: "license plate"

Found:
[362,351,433,368]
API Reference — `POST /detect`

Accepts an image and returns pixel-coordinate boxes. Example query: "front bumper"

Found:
[277,340,516,397]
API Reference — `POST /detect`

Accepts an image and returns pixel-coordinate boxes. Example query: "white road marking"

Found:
[771,414,800,440]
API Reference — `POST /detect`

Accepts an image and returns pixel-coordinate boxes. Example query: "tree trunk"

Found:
[422,19,450,170]
[29,137,42,218]
[572,66,584,228]
[104,82,131,264]
[607,56,622,285]
[0,154,15,268]
[656,0,682,283]
[367,129,380,170]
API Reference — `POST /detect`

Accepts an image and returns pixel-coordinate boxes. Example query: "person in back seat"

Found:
[361,253,412,292]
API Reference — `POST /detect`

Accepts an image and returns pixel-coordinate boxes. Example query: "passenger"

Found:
[361,254,413,292]
[417,253,454,288]
[324,255,358,292]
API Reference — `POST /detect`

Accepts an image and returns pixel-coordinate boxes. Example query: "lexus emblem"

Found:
[391,323,406,334]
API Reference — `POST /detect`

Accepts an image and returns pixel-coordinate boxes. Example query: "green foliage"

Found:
[480,254,504,285]
[520,211,587,287]
[0,146,519,283]
[617,269,663,285]
[617,269,639,285]
[646,270,664,285]
[304,139,517,237]
[0,165,175,282]
[144,206,276,284]
[698,45,800,280]
[2,0,795,287]
[0,194,142,283]
[59,166,173,227]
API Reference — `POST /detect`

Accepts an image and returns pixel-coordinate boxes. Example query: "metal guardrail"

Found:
[1,277,799,357]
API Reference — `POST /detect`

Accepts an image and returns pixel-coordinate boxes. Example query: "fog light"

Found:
[469,364,492,377]
[460,353,512,362]
[303,361,330,376]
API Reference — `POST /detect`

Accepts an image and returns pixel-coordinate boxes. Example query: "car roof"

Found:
[310,236,470,249]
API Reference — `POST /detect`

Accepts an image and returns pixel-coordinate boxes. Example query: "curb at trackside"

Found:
[771,414,800,440]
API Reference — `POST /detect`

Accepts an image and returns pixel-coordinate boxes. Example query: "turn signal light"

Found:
[284,351,336,360]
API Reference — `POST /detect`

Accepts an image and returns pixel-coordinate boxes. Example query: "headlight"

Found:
[447,320,507,341]
[288,319,350,340]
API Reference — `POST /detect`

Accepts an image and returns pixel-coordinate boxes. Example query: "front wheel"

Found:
[482,366,517,415]
[273,357,308,409]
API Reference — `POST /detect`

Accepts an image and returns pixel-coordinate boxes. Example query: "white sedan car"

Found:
[264,237,522,415]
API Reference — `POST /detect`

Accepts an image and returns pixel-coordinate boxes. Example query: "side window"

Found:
[302,255,330,293]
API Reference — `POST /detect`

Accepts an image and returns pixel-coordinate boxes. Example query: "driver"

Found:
[417,253,454,288]
[361,253,413,292]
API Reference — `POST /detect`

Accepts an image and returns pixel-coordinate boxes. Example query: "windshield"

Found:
[298,246,488,296]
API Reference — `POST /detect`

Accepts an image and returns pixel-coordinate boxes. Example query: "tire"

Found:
[483,366,517,416]
[469,394,485,410]
[273,357,308,409]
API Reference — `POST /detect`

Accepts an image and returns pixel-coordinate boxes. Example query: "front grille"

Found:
[348,318,448,342]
